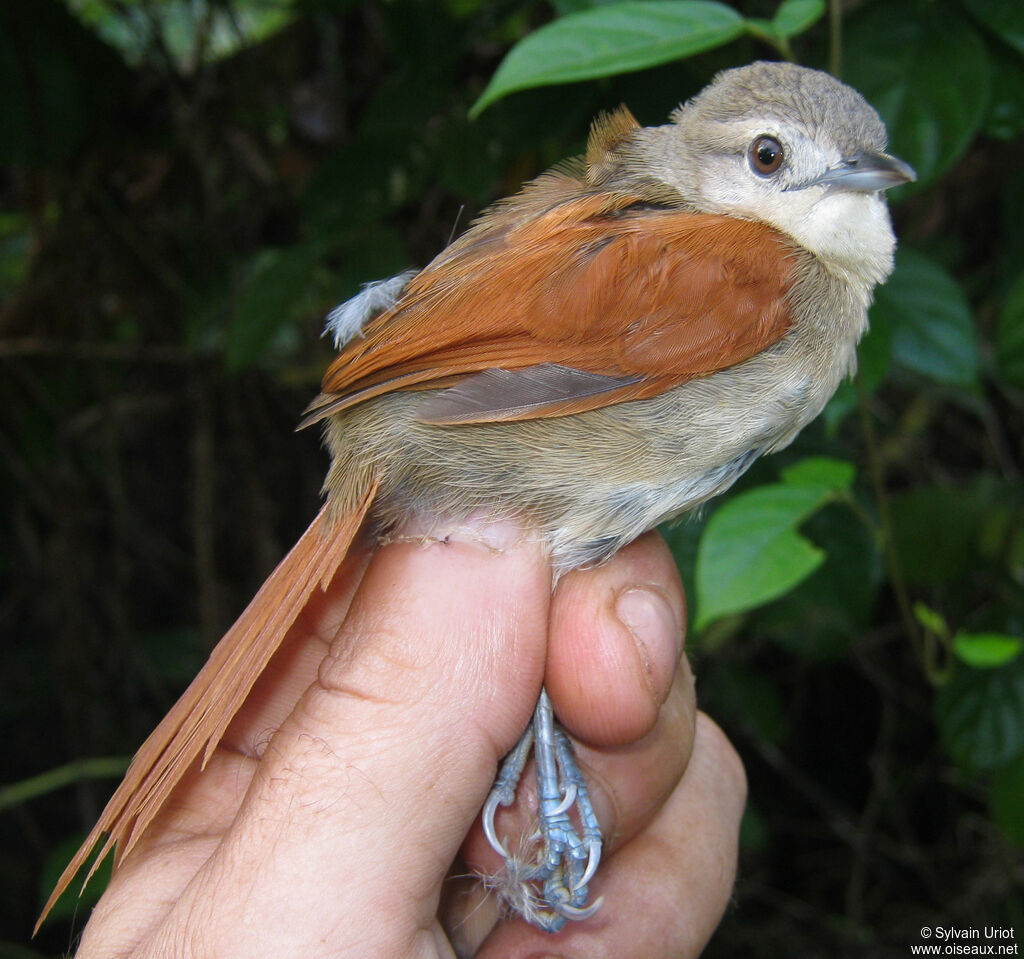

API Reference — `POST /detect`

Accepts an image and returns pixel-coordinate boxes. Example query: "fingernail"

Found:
[615,586,682,701]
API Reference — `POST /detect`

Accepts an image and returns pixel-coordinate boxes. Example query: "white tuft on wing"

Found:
[323,269,417,348]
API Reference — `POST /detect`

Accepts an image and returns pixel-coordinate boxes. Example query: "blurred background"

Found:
[1,0,1022,955]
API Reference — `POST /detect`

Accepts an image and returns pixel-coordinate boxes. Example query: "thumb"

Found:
[164,520,553,956]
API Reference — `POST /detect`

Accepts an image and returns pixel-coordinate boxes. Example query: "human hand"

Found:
[74,522,746,958]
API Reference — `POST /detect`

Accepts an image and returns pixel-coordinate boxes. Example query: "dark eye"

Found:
[749,135,784,175]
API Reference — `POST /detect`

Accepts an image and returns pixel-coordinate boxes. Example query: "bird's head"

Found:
[631,62,915,289]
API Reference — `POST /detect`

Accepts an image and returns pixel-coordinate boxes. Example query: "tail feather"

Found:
[37,483,377,932]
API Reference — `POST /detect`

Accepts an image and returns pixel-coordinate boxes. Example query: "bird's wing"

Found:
[301,183,798,428]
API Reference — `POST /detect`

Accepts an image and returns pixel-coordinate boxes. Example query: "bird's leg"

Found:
[481,687,603,931]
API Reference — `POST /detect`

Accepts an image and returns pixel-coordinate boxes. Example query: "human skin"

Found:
[72,523,747,959]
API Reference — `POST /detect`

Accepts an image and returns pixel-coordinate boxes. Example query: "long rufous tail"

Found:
[36,483,378,932]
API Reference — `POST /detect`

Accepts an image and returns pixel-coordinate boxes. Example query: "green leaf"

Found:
[914,602,950,638]
[954,632,1024,669]
[991,752,1024,845]
[962,0,1024,58]
[845,6,991,188]
[758,501,881,660]
[771,0,826,38]
[779,456,856,490]
[870,248,979,388]
[697,496,824,629]
[936,657,1024,771]
[996,271,1024,388]
[694,458,854,629]
[470,1,744,117]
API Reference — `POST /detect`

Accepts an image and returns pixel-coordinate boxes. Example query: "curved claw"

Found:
[482,687,607,930]
[552,782,577,816]
[555,894,605,921]
[576,838,602,890]
[482,791,511,860]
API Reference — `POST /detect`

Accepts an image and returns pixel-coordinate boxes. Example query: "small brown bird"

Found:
[41,61,914,932]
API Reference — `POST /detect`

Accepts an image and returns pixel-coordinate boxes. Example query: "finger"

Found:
[142,520,553,957]
[547,531,687,745]
[220,546,373,757]
[476,712,748,959]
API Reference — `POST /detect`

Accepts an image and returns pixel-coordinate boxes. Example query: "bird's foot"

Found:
[481,688,603,932]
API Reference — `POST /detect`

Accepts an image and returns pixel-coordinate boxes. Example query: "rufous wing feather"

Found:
[299,192,797,429]
[36,482,378,933]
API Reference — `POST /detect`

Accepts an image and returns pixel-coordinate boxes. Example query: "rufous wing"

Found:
[300,188,798,428]
[36,483,377,933]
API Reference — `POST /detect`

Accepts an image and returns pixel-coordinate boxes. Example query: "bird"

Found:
[39,60,914,934]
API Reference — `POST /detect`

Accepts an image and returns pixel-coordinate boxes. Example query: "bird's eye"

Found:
[749,135,784,175]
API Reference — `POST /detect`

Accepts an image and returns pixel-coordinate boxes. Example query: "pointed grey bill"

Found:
[803,151,917,193]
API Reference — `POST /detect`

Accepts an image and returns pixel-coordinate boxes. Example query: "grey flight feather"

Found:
[414,364,642,424]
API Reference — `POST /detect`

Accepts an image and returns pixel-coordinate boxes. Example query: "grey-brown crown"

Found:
[677,61,888,156]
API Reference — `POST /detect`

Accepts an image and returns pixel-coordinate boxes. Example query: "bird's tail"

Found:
[36,481,378,933]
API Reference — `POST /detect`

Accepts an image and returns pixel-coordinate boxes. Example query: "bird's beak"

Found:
[808,151,917,193]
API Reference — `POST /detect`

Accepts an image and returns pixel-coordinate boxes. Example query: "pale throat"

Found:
[765,189,897,297]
